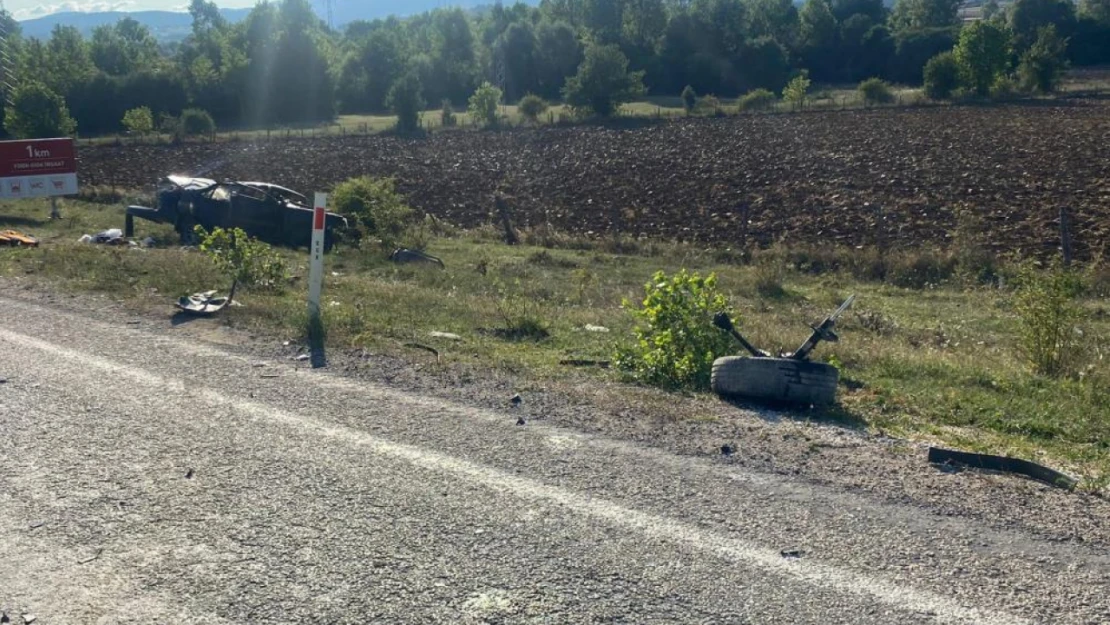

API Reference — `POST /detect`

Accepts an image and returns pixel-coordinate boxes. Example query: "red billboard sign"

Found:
[0,138,78,199]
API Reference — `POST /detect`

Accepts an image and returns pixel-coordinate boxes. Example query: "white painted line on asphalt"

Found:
[0,327,1032,625]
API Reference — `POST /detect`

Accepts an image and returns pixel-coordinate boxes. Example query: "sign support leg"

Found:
[50,197,60,220]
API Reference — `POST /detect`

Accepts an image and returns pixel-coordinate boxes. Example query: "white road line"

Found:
[0,327,1032,625]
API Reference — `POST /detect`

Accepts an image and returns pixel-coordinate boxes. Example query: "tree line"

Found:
[1,0,1109,138]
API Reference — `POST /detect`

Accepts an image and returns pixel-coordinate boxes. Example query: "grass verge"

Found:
[3,198,1108,490]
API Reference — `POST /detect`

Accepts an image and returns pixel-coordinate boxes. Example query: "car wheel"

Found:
[711,356,839,406]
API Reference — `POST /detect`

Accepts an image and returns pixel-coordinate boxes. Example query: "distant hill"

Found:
[18,1,538,43]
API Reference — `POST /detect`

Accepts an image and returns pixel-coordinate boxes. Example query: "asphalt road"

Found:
[1,296,1108,624]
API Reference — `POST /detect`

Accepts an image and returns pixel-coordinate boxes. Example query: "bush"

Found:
[518,93,548,123]
[440,99,457,128]
[122,106,154,135]
[331,176,413,250]
[989,74,1022,100]
[738,88,778,111]
[613,270,737,391]
[387,72,425,133]
[955,20,1012,96]
[681,85,698,113]
[469,81,503,128]
[697,94,724,116]
[923,51,961,99]
[195,226,287,291]
[782,71,812,110]
[180,108,215,137]
[4,82,77,139]
[858,77,896,105]
[1014,263,1085,377]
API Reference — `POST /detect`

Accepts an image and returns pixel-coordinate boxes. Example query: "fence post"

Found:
[1060,206,1073,268]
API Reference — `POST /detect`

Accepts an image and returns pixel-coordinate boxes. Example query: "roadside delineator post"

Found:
[307,192,327,321]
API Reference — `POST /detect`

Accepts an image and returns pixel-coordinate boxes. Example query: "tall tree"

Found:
[889,0,962,32]
[1009,0,1077,51]
[955,20,1011,95]
[536,20,583,99]
[90,18,161,76]
[562,43,645,116]
[45,25,95,94]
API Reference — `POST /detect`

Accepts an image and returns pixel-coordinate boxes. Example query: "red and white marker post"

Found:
[307,193,327,319]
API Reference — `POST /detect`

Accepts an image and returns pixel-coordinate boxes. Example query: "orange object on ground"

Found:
[0,229,39,247]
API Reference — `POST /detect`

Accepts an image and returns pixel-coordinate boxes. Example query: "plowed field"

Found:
[78,99,1110,258]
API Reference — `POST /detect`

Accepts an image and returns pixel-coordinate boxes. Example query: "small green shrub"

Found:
[195,226,287,291]
[782,71,811,110]
[440,99,457,127]
[858,78,895,106]
[180,108,216,136]
[681,85,698,113]
[697,94,724,116]
[122,106,154,135]
[989,75,1022,100]
[1014,263,1085,378]
[738,88,777,111]
[614,269,736,391]
[518,93,548,123]
[331,177,414,250]
[469,81,503,128]
[924,52,961,100]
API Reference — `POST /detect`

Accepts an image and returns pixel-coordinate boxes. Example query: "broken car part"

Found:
[710,295,856,406]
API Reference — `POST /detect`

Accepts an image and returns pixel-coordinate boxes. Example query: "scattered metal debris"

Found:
[176,284,237,317]
[928,447,1078,490]
[583,324,610,333]
[390,248,445,268]
[429,331,462,341]
[0,229,38,247]
[711,296,856,406]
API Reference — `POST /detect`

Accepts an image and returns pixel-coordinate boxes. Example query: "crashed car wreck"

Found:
[125,175,347,251]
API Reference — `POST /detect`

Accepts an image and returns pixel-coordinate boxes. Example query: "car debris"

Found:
[0,229,39,247]
[390,247,445,268]
[79,228,127,245]
[125,176,347,251]
[928,447,1078,490]
[711,295,856,406]
[176,285,236,317]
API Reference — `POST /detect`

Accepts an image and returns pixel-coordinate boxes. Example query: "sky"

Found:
[8,0,258,20]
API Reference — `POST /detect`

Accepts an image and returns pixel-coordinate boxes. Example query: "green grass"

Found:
[3,198,1109,489]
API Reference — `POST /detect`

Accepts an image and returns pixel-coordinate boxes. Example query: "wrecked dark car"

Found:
[125,176,347,251]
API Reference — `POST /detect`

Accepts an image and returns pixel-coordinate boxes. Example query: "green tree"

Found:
[562,43,646,117]
[889,0,962,31]
[122,106,154,135]
[495,22,538,101]
[468,81,503,128]
[798,0,840,80]
[4,82,77,139]
[782,71,812,109]
[387,72,425,133]
[1009,0,1077,52]
[681,84,698,112]
[90,18,160,76]
[535,20,583,100]
[45,25,95,94]
[923,50,961,98]
[1019,24,1070,93]
[955,20,1012,96]
[1080,0,1110,23]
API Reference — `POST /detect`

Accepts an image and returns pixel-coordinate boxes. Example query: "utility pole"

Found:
[325,0,335,30]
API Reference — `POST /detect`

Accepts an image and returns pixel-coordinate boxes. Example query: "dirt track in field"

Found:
[78,98,1110,258]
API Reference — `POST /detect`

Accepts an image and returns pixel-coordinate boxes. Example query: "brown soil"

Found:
[78,98,1110,259]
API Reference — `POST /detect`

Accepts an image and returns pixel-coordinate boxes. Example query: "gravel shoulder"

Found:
[3,277,1108,550]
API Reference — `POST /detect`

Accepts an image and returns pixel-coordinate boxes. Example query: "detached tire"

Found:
[711,357,839,406]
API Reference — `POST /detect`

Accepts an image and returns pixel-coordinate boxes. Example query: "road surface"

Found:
[1,295,1107,624]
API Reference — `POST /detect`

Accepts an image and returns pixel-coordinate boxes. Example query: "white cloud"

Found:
[14,1,137,20]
